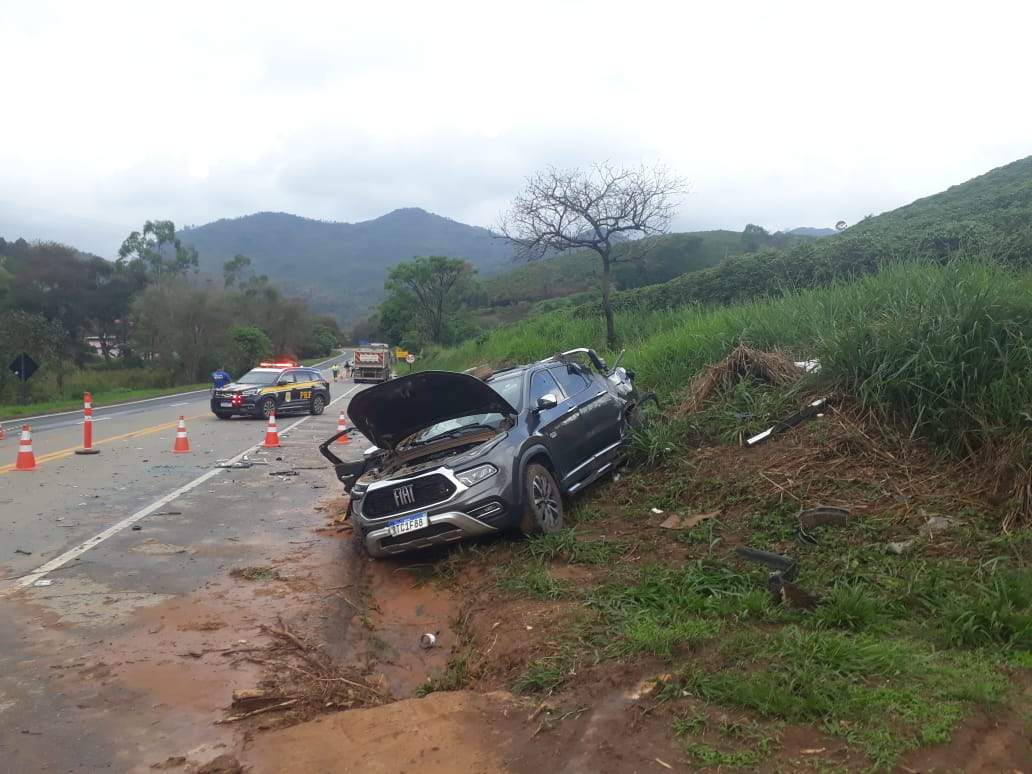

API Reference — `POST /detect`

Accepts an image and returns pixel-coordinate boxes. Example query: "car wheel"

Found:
[259,397,276,419]
[214,411,232,419]
[520,463,564,535]
[310,394,325,415]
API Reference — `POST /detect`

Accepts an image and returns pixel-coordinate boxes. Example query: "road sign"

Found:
[9,353,39,382]
[395,349,409,359]
[405,353,416,364]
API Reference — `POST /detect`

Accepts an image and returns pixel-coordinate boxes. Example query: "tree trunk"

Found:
[599,249,616,347]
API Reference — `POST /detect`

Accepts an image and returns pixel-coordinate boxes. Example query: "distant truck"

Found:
[353,343,393,383]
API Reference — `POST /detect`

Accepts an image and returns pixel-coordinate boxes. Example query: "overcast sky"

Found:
[2,0,1030,257]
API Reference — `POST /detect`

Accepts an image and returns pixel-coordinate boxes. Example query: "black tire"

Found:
[259,397,276,419]
[214,411,232,419]
[310,394,325,415]
[519,463,564,535]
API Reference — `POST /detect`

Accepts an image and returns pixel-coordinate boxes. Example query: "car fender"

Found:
[514,443,554,505]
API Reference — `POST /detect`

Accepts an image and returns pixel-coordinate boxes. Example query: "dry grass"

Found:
[224,617,388,726]
[675,345,803,416]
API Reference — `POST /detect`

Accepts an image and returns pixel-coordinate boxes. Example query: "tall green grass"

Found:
[426,261,1032,456]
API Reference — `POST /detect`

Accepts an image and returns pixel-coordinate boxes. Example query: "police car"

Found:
[211,362,331,419]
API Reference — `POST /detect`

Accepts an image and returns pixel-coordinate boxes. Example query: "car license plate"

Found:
[387,512,429,537]
[220,401,233,407]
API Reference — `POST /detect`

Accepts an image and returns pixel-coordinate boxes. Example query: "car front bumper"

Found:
[210,395,262,415]
[351,468,515,556]
[360,508,503,556]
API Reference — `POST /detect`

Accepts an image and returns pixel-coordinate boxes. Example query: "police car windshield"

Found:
[237,370,280,386]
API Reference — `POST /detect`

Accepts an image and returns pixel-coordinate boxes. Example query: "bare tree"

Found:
[500,162,686,346]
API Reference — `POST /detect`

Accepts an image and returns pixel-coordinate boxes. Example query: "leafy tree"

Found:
[306,323,338,357]
[117,220,199,280]
[0,310,66,401]
[741,223,771,252]
[130,279,229,381]
[383,256,476,345]
[226,324,272,375]
[501,163,686,346]
[223,254,253,288]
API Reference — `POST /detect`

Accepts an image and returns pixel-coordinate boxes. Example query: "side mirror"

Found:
[535,393,559,411]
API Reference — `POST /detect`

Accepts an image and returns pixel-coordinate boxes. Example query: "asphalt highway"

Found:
[0,352,354,588]
[0,351,374,770]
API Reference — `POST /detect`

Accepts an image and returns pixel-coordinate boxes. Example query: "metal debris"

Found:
[746,398,828,447]
[419,633,437,649]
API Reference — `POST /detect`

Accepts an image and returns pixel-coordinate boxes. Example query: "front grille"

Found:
[361,473,456,519]
[379,522,460,548]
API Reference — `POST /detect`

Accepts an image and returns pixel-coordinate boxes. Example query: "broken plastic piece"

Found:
[736,546,799,581]
[746,398,828,447]
[798,505,851,530]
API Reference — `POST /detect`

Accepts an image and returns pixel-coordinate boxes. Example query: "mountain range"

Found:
[177,208,514,323]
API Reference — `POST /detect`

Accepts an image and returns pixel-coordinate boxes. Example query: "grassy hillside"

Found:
[477,228,824,310]
[591,155,1032,314]
[178,208,513,323]
[418,260,1032,768]
[426,260,1032,467]
[479,231,746,307]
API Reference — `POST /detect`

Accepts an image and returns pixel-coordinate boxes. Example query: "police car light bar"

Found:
[259,361,298,368]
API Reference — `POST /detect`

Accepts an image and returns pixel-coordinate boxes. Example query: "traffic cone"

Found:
[75,391,100,455]
[172,415,191,453]
[261,412,281,448]
[15,425,36,471]
[0,423,5,440]
[336,411,351,445]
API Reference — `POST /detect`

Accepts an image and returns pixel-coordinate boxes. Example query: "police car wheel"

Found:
[310,395,325,415]
[259,397,276,419]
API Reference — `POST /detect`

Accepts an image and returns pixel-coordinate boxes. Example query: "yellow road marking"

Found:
[0,413,208,474]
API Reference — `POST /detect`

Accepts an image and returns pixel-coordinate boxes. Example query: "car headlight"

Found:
[242,388,261,396]
[456,464,497,487]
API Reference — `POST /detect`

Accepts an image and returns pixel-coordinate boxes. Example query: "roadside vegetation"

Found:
[0,224,341,409]
[410,257,1032,769]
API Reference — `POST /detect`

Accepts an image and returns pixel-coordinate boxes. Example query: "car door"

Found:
[275,371,298,413]
[547,364,616,478]
[293,370,318,408]
[551,364,624,453]
[527,368,585,484]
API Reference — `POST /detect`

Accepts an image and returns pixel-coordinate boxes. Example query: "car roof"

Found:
[248,365,317,374]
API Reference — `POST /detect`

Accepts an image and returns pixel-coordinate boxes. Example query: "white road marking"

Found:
[0,384,362,598]
[168,402,190,407]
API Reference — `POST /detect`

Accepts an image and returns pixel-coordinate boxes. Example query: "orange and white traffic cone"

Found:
[0,423,5,441]
[15,425,37,471]
[262,412,281,448]
[172,415,191,453]
[336,411,350,445]
[75,391,101,455]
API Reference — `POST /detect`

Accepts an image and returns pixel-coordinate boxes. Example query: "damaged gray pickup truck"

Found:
[320,349,647,557]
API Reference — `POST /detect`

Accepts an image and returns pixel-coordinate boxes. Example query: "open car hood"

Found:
[347,370,518,450]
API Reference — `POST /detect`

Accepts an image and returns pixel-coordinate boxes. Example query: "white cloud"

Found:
[1,0,1029,255]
